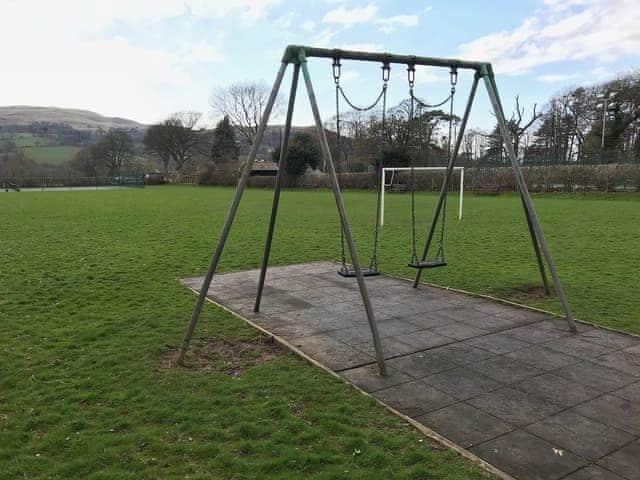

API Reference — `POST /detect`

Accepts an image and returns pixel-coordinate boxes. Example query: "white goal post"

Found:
[380,167,464,226]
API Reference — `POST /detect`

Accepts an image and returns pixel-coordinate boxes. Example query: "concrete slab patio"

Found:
[182,261,640,480]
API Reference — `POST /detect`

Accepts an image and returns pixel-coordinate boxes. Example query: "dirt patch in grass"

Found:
[159,334,284,377]
[499,284,553,302]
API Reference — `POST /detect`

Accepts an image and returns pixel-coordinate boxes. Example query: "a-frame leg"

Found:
[413,73,480,288]
[176,62,289,365]
[254,64,300,312]
[521,194,551,295]
[299,52,388,376]
[482,69,577,332]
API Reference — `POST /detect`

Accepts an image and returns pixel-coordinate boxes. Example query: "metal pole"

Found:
[254,64,300,312]
[380,168,386,226]
[483,70,577,332]
[299,51,387,376]
[459,168,464,220]
[413,73,480,288]
[176,62,288,365]
[521,194,551,295]
[600,97,607,163]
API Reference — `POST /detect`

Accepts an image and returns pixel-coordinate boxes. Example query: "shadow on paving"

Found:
[182,261,640,480]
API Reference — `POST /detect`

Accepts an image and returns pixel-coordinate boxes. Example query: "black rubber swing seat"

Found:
[407,260,447,269]
[337,268,380,278]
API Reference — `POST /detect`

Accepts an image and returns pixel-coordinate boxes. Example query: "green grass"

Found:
[0,133,81,165]
[1,186,639,479]
[23,145,82,165]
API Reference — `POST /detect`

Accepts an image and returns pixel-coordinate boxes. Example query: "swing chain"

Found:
[407,64,459,266]
[335,57,390,275]
[369,61,391,272]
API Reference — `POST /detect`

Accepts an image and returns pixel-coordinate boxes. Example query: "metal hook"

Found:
[382,62,390,82]
[450,66,458,86]
[407,64,415,88]
[332,58,341,84]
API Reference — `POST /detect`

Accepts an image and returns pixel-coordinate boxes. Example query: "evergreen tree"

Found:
[211,116,239,168]
[282,132,321,178]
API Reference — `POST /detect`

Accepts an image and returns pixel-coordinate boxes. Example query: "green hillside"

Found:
[0,106,145,131]
[23,145,82,165]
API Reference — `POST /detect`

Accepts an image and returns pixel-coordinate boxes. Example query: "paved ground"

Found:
[183,261,640,480]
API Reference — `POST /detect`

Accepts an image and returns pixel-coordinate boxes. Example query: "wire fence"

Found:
[1,172,145,191]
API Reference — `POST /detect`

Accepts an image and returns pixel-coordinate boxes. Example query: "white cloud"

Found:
[458,0,640,75]
[182,43,226,64]
[0,0,246,123]
[395,68,441,85]
[187,0,283,24]
[313,29,341,48]
[376,14,419,34]
[302,20,316,32]
[340,43,383,52]
[537,73,582,84]
[322,3,422,36]
[322,4,378,27]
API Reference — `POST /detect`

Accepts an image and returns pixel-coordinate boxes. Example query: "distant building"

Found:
[250,161,279,176]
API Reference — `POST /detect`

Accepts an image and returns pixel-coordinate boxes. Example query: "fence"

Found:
[242,164,640,193]
[1,172,146,190]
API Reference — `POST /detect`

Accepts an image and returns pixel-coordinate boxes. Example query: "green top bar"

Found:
[283,45,488,71]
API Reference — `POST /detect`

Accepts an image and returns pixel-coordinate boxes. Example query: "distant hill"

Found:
[0,106,146,131]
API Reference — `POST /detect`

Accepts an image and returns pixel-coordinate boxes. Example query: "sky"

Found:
[1,0,639,131]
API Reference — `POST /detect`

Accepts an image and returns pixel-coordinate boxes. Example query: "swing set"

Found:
[177,45,577,376]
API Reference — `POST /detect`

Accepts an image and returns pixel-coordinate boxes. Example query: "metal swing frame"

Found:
[176,45,577,377]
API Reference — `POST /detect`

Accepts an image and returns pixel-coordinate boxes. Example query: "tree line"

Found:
[323,69,640,171]
[13,67,636,184]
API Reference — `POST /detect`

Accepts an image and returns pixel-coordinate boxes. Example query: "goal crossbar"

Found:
[381,167,464,225]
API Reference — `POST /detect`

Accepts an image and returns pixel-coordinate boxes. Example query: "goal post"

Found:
[380,167,464,226]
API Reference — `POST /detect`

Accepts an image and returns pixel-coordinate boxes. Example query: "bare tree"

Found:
[164,111,202,173]
[487,95,542,161]
[95,130,134,175]
[143,124,172,174]
[210,81,283,145]
[143,112,202,174]
[509,95,542,158]
[70,146,101,176]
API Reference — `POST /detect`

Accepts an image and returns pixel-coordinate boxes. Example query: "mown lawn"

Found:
[1,186,638,479]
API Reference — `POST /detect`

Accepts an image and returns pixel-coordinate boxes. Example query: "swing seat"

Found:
[408,260,447,269]
[338,268,380,278]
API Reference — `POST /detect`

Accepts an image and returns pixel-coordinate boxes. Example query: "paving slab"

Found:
[505,345,581,371]
[573,394,640,436]
[183,261,640,480]
[554,361,637,393]
[422,366,504,400]
[416,402,515,448]
[468,356,544,384]
[465,332,532,355]
[513,373,601,407]
[468,386,564,426]
[525,410,635,461]
[385,350,457,379]
[591,346,640,377]
[611,381,640,401]
[374,380,457,417]
[563,466,626,480]
[470,429,587,480]
[597,440,640,480]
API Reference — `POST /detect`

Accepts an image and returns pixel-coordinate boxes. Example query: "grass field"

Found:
[1,186,639,479]
[0,133,81,165]
[23,145,82,165]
